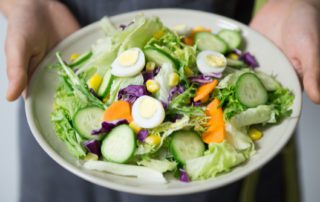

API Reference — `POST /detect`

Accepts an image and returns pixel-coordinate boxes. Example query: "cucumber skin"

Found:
[97,70,114,98]
[170,131,205,165]
[101,125,136,164]
[218,29,242,50]
[235,73,268,108]
[73,106,104,140]
[69,51,93,68]
[195,32,229,54]
[144,47,179,69]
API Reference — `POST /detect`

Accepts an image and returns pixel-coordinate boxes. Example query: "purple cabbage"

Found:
[161,101,169,110]
[233,49,259,69]
[83,140,101,156]
[137,129,149,142]
[119,21,134,30]
[118,85,148,104]
[168,84,185,101]
[142,67,160,83]
[89,88,99,98]
[189,73,222,85]
[192,100,202,107]
[179,169,190,183]
[168,114,183,122]
[91,119,128,135]
[240,52,259,69]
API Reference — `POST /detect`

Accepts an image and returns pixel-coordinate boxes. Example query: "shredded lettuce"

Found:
[154,63,176,102]
[137,157,177,173]
[267,87,294,121]
[185,141,247,180]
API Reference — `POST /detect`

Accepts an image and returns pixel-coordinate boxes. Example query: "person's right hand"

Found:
[0,0,80,101]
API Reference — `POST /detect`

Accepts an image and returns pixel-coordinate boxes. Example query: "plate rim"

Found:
[25,8,302,195]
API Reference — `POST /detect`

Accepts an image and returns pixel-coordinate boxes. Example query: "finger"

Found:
[301,40,320,104]
[5,28,30,101]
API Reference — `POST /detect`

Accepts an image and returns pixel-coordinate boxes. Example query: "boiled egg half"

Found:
[196,50,227,75]
[132,95,165,129]
[111,48,145,77]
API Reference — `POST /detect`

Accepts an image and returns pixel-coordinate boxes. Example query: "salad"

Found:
[50,15,294,183]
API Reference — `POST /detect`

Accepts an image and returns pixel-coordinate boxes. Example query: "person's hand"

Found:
[250,0,320,104]
[0,0,80,101]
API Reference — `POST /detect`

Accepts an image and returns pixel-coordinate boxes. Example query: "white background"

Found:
[0,14,320,202]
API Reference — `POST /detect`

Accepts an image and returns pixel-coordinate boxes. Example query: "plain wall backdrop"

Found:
[0,14,320,202]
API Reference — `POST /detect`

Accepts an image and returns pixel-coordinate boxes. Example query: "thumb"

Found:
[5,28,30,101]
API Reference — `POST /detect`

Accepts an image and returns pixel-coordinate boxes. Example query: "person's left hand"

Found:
[250,0,320,104]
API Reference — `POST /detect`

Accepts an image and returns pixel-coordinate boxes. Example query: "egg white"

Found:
[111,48,145,77]
[132,96,165,129]
[196,50,227,75]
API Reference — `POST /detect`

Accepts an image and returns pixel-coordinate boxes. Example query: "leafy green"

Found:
[154,63,176,102]
[137,157,177,173]
[267,87,294,121]
[186,141,247,180]
[215,86,247,120]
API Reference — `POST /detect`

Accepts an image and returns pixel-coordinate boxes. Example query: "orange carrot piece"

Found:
[202,126,225,144]
[103,100,133,122]
[202,98,225,143]
[183,37,194,46]
[194,80,218,102]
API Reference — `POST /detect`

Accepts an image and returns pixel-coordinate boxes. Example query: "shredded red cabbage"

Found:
[89,88,99,98]
[83,140,101,156]
[142,67,160,83]
[119,21,134,30]
[233,49,259,69]
[179,169,190,183]
[91,119,128,135]
[118,85,148,104]
[168,84,185,101]
[137,129,149,142]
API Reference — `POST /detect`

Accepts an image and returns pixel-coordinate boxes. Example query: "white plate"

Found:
[25,9,302,195]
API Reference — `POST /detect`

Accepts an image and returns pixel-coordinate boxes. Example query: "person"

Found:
[0,0,319,201]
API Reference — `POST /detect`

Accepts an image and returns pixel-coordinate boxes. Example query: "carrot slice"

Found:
[103,100,133,122]
[183,37,194,46]
[202,126,225,144]
[194,80,218,102]
[202,98,225,143]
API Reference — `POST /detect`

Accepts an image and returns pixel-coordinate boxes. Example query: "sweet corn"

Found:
[145,134,161,145]
[102,95,109,103]
[184,66,194,77]
[228,53,239,60]
[168,72,180,87]
[88,74,102,92]
[129,121,142,133]
[146,62,156,72]
[153,30,165,39]
[249,128,263,141]
[84,153,99,161]
[193,26,210,32]
[69,53,80,62]
[146,80,160,93]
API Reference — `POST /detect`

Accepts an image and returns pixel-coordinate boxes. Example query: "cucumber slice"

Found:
[69,51,93,68]
[255,71,281,91]
[227,58,247,69]
[195,32,228,54]
[101,125,136,163]
[235,72,268,108]
[144,47,179,69]
[218,29,242,50]
[73,106,104,139]
[97,69,114,98]
[170,131,205,165]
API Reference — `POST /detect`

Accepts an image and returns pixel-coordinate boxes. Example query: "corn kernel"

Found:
[168,72,180,87]
[84,153,99,161]
[249,128,263,141]
[146,79,160,93]
[228,53,239,60]
[145,134,161,145]
[102,95,109,103]
[129,121,142,133]
[192,26,211,33]
[69,53,80,62]
[88,74,102,92]
[146,62,156,72]
[184,66,194,77]
[153,30,165,39]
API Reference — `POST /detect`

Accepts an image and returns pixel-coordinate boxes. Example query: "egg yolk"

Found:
[138,97,158,118]
[118,49,139,67]
[205,55,226,67]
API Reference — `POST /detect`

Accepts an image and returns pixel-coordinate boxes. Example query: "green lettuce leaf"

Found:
[137,157,177,173]
[267,87,294,121]
[154,63,176,102]
[185,141,247,180]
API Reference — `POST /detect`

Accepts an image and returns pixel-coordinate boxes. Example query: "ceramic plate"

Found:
[25,9,302,195]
